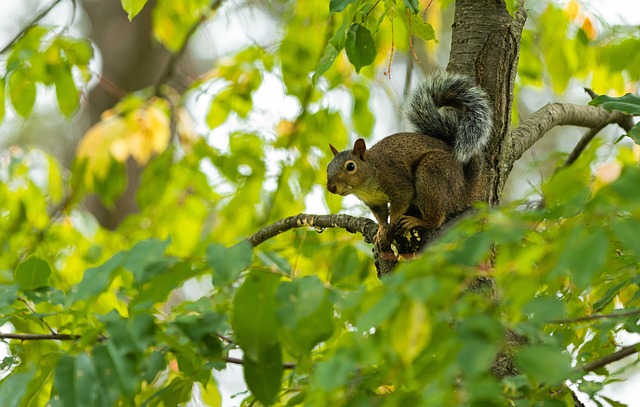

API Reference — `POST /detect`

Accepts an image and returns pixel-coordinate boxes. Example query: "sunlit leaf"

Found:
[15,256,51,291]
[54,66,79,117]
[8,70,36,118]
[120,0,148,21]
[390,300,431,365]
[0,77,5,123]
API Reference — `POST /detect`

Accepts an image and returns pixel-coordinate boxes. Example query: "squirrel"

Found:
[326,72,493,245]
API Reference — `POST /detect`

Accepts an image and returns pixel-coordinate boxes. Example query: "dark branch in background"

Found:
[509,103,634,164]
[153,0,225,92]
[248,213,378,247]
[0,0,64,55]
[578,343,640,372]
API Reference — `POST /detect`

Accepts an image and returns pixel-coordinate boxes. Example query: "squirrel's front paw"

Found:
[399,215,429,230]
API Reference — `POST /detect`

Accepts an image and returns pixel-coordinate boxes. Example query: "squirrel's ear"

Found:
[353,138,367,159]
[329,144,339,156]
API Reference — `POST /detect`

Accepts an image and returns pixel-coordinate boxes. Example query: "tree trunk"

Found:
[82,0,171,229]
[447,0,526,206]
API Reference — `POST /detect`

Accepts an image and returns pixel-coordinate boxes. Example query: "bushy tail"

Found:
[405,72,493,163]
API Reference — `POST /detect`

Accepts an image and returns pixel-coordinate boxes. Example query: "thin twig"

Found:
[17,298,56,335]
[215,332,234,344]
[549,309,640,325]
[224,356,296,370]
[153,0,224,92]
[0,0,65,55]
[0,332,79,341]
[578,343,640,372]
[562,124,607,168]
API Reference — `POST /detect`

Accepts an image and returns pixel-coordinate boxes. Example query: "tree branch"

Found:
[248,213,378,247]
[509,103,634,164]
[153,0,225,91]
[224,356,296,370]
[577,343,640,372]
[0,332,79,341]
[0,0,64,55]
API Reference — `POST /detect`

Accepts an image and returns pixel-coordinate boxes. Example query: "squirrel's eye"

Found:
[346,162,356,172]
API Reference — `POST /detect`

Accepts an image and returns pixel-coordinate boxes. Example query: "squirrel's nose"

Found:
[327,183,336,194]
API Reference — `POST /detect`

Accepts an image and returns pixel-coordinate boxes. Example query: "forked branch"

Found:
[509,103,634,164]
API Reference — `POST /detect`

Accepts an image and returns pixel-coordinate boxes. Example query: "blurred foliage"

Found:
[1,0,640,406]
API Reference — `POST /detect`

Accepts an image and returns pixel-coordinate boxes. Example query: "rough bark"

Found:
[448,0,526,206]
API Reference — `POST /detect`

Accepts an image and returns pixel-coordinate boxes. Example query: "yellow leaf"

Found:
[390,300,431,365]
[177,107,197,149]
[77,115,128,188]
[566,0,580,20]
[199,381,222,407]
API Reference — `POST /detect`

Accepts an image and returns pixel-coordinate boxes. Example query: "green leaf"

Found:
[447,231,493,267]
[232,271,280,361]
[123,238,171,283]
[593,280,630,312]
[0,369,35,406]
[590,93,640,115]
[313,42,340,82]
[54,354,98,407]
[329,0,356,13]
[173,313,224,358]
[67,252,124,305]
[54,66,79,117]
[352,82,374,137]
[627,122,640,144]
[522,296,566,326]
[551,226,609,290]
[409,14,436,41]
[9,70,36,118]
[243,344,283,406]
[137,147,173,208]
[389,300,431,365]
[0,285,18,307]
[0,77,5,123]
[313,349,356,391]
[345,24,376,73]
[141,351,166,383]
[132,261,195,311]
[120,0,148,21]
[276,276,334,355]
[257,251,292,277]
[612,219,640,259]
[516,344,573,384]
[93,342,137,400]
[404,0,419,13]
[208,241,253,286]
[14,256,51,291]
[356,291,401,330]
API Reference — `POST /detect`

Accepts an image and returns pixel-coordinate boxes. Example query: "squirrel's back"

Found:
[404,72,493,163]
